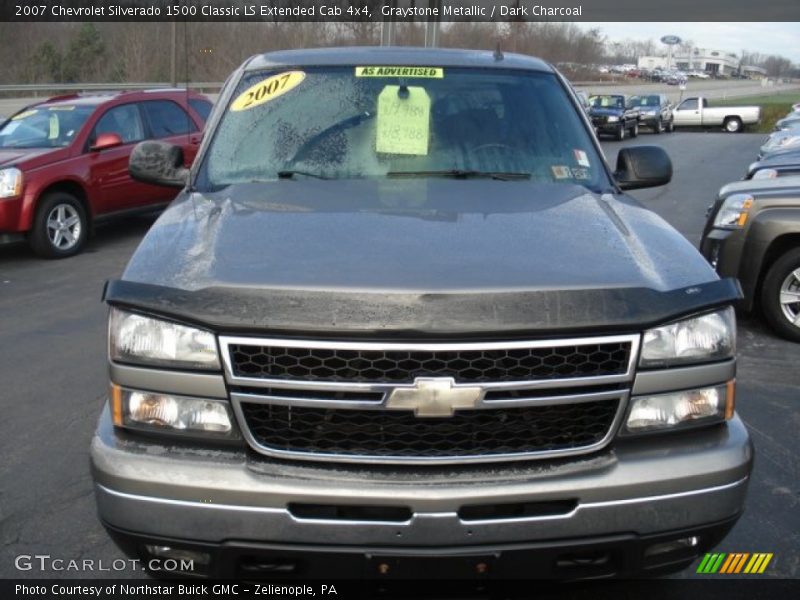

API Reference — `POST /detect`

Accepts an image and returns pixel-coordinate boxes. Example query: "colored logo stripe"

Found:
[744,553,773,574]
[697,553,773,574]
[720,553,749,573]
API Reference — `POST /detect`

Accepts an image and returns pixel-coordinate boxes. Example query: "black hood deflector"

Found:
[104,278,742,339]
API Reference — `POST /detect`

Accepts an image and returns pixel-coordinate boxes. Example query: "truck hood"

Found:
[124,179,717,293]
[110,180,738,336]
[589,107,625,118]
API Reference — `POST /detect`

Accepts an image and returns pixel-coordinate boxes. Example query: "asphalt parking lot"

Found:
[0,130,797,581]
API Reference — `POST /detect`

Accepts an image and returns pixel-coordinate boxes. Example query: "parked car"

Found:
[745,149,800,180]
[589,94,640,140]
[665,72,687,86]
[672,96,761,133]
[701,175,800,341]
[574,89,591,116]
[758,130,800,160]
[91,46,751,580]
[627,94,674,134]
[774,115,800,131]
[0,89,212,257]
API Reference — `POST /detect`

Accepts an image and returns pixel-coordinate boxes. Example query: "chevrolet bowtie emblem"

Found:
[385,378,483,417]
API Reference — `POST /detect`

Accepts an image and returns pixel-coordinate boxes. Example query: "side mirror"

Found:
[129,140,188,189]
[90,132,123,152]
[614,145,672,190]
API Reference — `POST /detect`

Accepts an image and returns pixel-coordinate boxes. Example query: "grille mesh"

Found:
[229,342,631,383]
[240,400,619,459]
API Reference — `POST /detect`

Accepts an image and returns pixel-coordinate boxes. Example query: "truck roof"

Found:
[246,46,553,73]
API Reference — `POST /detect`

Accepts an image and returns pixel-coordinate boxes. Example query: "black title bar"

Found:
[3,0,800,22]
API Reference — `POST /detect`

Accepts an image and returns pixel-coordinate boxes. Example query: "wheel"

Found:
[616,124,625,141]
[653,118,664,134]
[28,192,88,258]
[760,248,800,342]
[631,122,639,138]
[724,117,743,133]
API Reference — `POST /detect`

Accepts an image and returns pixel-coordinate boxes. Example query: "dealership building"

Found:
[638,48,765,77]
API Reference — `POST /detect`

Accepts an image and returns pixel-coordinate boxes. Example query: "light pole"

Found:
[170,21,177,87]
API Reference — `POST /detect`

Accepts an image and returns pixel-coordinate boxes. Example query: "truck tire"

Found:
[760,247,800,343]
[724,117,743,133]
[28,192,88,259]
[616,124,625,141]
[631,122,639,138]
[653,119,663,134]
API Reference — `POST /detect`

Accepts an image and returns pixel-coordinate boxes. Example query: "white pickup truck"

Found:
[672,96,761,132]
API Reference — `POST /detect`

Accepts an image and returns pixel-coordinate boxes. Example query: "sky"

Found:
[578,22,800,63]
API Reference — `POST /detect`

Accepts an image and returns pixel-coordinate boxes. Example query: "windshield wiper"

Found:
[286,111,375,167]
[276,170,328,180]
[387,169,531,181]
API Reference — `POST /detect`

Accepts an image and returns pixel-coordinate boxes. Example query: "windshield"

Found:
[589,95,625,109]
[628,95,660,107]
[199,66,610,192]
[0,106,94,148]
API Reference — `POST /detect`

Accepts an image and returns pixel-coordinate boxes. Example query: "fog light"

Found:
[145,545,211,566]
[111,384,239,439]
[623,382,733,434]
[644,536,700,557]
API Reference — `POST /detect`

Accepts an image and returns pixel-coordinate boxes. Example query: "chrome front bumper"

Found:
[91,405,752,548]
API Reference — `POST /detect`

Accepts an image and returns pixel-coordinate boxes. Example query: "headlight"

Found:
[109,307,220,370]
[607,116,620,122]
[640,307,735,368]
[623,382,734,434]
[111,384,238,439]
[0,167,23,198]
[712,194,753,228]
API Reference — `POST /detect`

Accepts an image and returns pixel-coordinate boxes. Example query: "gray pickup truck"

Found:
[91,48,752,580]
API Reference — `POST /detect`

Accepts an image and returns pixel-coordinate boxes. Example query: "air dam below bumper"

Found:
[91,407,752,577]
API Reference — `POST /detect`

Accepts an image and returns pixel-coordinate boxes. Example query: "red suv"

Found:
[0,89,212,257]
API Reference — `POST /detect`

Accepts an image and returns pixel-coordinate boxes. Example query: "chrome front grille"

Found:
[240,400,620,459]
[228,341,632,383]
[220,335,640,465]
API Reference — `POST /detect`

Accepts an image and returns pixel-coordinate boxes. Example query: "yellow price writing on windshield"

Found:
[376,85,431,155]
[231,71,305,112]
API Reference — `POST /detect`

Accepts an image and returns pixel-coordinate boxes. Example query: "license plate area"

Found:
[365,553,496,579]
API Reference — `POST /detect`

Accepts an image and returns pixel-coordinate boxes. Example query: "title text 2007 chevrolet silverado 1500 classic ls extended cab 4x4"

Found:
[91,48,752,580]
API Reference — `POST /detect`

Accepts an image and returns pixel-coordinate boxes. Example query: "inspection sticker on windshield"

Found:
[376,85,431,155]
[551,166,571,179]
[573,149,590,167]
[230,71,305,112]
[48,114,59,139]
[356,66,443,78]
